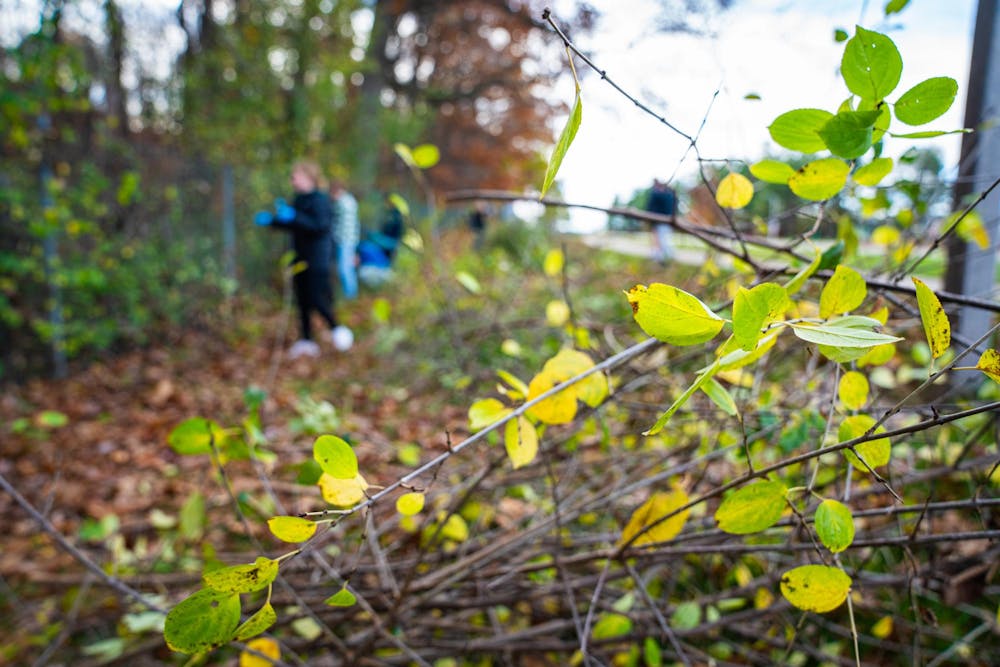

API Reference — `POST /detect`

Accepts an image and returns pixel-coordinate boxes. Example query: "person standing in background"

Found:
[644,178,676,264]
[330,179,360,301]
[255,161,353,357]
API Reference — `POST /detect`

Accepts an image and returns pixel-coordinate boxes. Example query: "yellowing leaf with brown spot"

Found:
[627,283,725,346]
[975,349,1000,383]
[318,473,369,507]
[780,565,851,613]
[716,173,754,209]
[240,637,280,667]
[619,487,690,548]
[912,277,950,359]
[505,417,539,469]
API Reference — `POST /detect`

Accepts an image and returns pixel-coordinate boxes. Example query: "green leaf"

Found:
[700,377,739,417]
[540,90,582,197]
[768,108,833,153]
[393,143,415,167]
[325,586,357,607]
[313,435,358,479]
[716,173,754,209]
[396,492,425,516]
[780,565,852,613]
[644,359,722,435]
[468,398,512,431]
[670,601,702,630]
[820,265,867,318]
[841,27,902,101]
[894,77,958,126]
[784,246,823,295]
[203,557,279,595]
[815,499,855,553]
[818,109,881,159]
[626,283,725,346]
[912,277,950,359]
[788,158,850,201]
[853,157,894,186]
[178,491,205,542]
[619,488,690,547]
[838,371,870,410]
[732,283,790,352]
[790,322,902,348]
[715,480,788,535]
[750,159,795,184]
[234,603,277,642]
[268,516,317,543]
[37,410,68,428]
[168,418,222,456]
[834,28,849,43]
[839,414,891,468]
[388,193,410,218]
[592,613,632,639]
[884,0,910,16]
[164,588,241,653]
[644,637,663,667]
[455,270,482,294]
[889,128,971,139]
[411,143,440,169]
[504,417,539,469]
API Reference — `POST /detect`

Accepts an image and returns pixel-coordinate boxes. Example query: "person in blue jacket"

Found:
[645,178,677,264]
[255,161,353,358]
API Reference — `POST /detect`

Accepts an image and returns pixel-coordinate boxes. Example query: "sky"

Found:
[544,0,978,232]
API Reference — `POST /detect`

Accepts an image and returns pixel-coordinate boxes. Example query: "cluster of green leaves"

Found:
[719,26,964,209]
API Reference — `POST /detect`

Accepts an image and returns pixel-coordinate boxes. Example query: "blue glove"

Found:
[254,210,274,226]
[275,198,295,222]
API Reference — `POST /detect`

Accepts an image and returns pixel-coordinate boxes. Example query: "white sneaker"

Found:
[331,325,354,351]
[288,339,321,359]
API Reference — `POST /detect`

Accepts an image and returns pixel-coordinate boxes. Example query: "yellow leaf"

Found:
[871,225,900,246]
[819,265,867,318]
[267,516,317,543]
[505,417,539,469]
[439,512,469,542]
[838,371,869,410]
[953,210,990,249]
[839,414,890,469]
[912,277,950,359]
[754,587,774,609]
[780,565,851,613]
[468,398,512,431]
[396,492,425,516]
[546,299,570,326]
[543,248,564,277]
[240,637,280,667]
[716,173,754,209]
[975,349,1000,383]
[526,369,577,425]
[619,487,690,548]
[871,615,893,639]
[317,473,369,507]
[496,369,529,399]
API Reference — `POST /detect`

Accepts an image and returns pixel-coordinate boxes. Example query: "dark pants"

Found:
[293,268,337,341]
